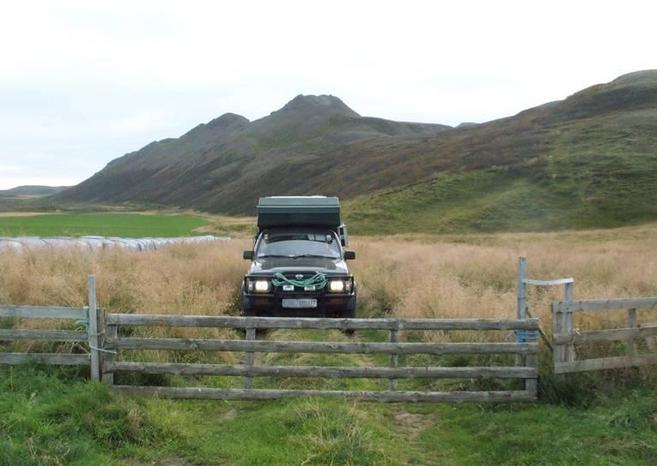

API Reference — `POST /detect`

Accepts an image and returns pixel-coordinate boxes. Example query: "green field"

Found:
[0,213,209,237]
[2,366,657,465]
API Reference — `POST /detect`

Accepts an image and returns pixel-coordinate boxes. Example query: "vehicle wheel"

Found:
[340,308,356,336]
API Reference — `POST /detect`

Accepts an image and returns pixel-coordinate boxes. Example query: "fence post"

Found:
[647,320,656,352]
[563,282,575,363]
[552,302,563,367]
[525,349,538,398]
[627,308,638,356]
[516,257,528,369]
[244,328,256,389]
[96,307,106,381]
[102,324,117,385]
[516,257,527,323]
[87,275,100,382]
[388,326,399,391]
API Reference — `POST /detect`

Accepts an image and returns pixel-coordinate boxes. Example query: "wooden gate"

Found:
[100,313,539,402]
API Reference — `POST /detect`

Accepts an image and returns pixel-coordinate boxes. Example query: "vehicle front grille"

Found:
[280,271,318,281]
[275,271,325,292]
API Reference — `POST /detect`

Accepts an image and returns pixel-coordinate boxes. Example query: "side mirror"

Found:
[243,250,254,260]
[344,250,356,260]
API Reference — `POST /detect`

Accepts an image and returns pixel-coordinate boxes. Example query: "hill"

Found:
[345,70,657,233]
[60,71,657,232]
[59,94,450,213]
[0,185,68,198]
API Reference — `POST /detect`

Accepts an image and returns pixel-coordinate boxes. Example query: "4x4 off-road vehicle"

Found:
[240,196,356,318]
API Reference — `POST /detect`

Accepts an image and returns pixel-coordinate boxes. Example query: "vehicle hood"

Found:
[248,257,349,275]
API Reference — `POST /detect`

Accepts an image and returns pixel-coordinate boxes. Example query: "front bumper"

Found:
[241,290,357,317]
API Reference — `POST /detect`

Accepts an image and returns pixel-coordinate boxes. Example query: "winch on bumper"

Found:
[240,273,357,318]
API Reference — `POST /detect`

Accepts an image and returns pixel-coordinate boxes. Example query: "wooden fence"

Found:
[101,313,540,402]
[0,276,99,374]
[0,305,92,367]
[0,276,540,402]
[4,269,657,393]
[553,297,657,374]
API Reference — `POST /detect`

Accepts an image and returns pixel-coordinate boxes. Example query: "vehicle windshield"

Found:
[256,231,341,259]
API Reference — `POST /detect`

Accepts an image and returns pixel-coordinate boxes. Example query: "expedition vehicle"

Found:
[240,196,357,318]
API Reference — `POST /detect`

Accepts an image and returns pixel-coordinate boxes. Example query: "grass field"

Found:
[2,224,657,464]
[0,212,209,237]
[3,366,657,465]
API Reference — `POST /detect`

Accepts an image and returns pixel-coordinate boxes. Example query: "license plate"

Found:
[282,298,317,308]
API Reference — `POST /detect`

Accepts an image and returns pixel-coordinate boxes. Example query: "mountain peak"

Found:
[206,112,250,129]
[280,94,360,118]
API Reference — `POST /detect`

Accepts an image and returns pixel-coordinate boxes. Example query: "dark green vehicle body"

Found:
[240,197,357,318]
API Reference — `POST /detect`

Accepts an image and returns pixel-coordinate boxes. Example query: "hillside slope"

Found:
[60,94,450,213]
[61,71,657,232]
[345,71,657,233]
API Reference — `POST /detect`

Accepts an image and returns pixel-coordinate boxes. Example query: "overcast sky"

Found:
[0,0,655,189]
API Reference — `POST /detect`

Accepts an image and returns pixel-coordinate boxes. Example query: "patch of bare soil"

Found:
[393,411,434,440]
[220,407,239,421]
[153,458,195,466]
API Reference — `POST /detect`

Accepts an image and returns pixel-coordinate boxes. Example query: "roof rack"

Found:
[257,196,341,230]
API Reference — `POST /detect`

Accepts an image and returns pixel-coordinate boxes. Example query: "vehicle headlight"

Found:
[247,279,271,293]
[329,280,345,292]
[254,280,271,292]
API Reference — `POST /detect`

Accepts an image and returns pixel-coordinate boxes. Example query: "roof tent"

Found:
[257,196,341,230]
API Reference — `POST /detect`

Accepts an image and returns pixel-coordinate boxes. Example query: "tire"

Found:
[340,307,356,336]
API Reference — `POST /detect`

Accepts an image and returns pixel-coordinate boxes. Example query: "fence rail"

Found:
[107,361,537,379]
[0,352,90,365]
[106,313,538,330]
[553,297,657,374]
[0,305,87,320]
[112,337,536,355]
[111,386,536,403]
[554,298,657,313]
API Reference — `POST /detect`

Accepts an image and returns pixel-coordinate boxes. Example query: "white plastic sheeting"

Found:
[0,235,229,252]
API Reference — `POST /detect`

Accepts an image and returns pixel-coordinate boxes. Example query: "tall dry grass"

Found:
[0,241,248,315]
[352,226,657,327]
[2,224,657,335]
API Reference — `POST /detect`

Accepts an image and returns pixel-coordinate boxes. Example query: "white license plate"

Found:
[282,298,317,309]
